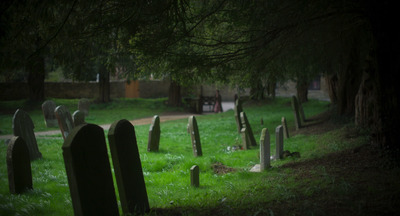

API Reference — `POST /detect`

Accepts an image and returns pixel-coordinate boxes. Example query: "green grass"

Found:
[1,97,374,216]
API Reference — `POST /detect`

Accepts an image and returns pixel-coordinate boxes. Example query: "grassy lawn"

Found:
[1,97,399,215]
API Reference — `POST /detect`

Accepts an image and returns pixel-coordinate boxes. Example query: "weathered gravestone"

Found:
[147,115,161,152]
[240,112,257,147]
[234,99,243,133]
[291,96,302,130]
[187,116,202,157]
[62,124,119,216]
[78,98,90,116]
[12,109,42,160]
[55,105,74,140]
[275,125,284,160]
[190,165,200,187]
[108,119,150,215]
[281,117,289,139]
[41,100,58,127]
[72,110,86,127]
[240,127,250,150]
[7,136,33,194]
[260,128,271,171]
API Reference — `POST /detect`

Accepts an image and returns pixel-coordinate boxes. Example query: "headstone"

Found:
[72,110,86,127]
[291,96,302,130]
[234,99,243,133]
[281,117,289,138]
[190,165,200,187]
[187,116,202,157]
[41,100,58,127]
[260,128,270,171]
[275,125,284,160]
[78,98,90,116]
[240,112,257,146]
[108,119,150,215]
[62,124,119,216]
[55,105,74,140]
[240,127,250,150]
[7,136,33,194]
[147,115,161,152]
[12,109,42,160]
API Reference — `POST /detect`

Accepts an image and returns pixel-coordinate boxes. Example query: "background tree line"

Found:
[1,0,399,153]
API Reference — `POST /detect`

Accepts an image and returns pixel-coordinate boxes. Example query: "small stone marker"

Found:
[72,110,86,127]
[260,128,270,171]
[187,116,202,157]
[55,105,74,140]
[147,115,161,152]
[234,99,243,133]
[41,100,58,127]
[62,124,119,216]
[7,136,33,194]
[291,96,302,130]
[240,127,250,150]
[78,98,90,116]
[12,109,42,160]
[281,117,289,138]
[275,125,284,159]
[190,165,200,187]
[108,119,150,215]
[240,112,257,146]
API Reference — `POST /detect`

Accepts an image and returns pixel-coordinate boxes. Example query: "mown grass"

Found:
[0,97,374,216]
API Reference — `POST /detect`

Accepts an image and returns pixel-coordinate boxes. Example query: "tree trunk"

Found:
[325,73,338,105]
[364,1,400,152]
[27,54,45,101]
[168,80,181,106]
[250,79,264,100]
[267,76,276,99]
[296,81,309,103]
[336,33,363,115]
[98,65,110,103]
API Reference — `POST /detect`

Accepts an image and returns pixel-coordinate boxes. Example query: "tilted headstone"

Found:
[281,117,289,139]
[187,116,202,157]
[41,100,58,127]
[72,110,86,127]
[240,127,250,150]
[108,119,150,215]
[240,112,257,146]
[12,109,42,160]
[234,99,243,133]
[78,98,90,116]
[147,115,161,152]
[260,128,270,171]
[55,105,74,140]
[7,136,33,194]
[291,96,302,130]
[275,125,284,160]
[190,165,200,187]
[62,124,119,216]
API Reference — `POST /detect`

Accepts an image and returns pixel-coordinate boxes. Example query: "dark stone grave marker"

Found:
[12,109,42,160]
[190,165,200,187]
[281,117,289,139]
[78,98,90,116]
[72,110,86,127]
[291,96,302,130]
[41,100,58,127]
[240,112,257,146]
[147,115,161,152]
[62,124,119,216]
[108,119,150,215]
[234,99,243,133]
[275,125,284,159]
[260,128,270,171]
[55,105,74,140]
[7,136,33,194]
[187,116,202,157]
